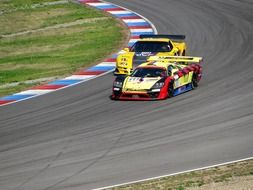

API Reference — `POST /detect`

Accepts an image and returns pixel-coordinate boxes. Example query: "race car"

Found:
[111,56,203,100]
[114,34,187,75]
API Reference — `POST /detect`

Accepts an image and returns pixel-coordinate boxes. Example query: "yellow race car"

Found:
[114,34,187,75]
[111,56,203,100]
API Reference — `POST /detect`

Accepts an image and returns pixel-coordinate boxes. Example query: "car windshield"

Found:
[130,41,171,52]
[131,67,166,78]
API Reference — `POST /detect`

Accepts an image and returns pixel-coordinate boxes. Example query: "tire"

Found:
[191,73,198,89]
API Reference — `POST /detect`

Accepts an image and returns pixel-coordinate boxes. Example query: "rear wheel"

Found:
[191,73,199,89]
[168,80,174,98]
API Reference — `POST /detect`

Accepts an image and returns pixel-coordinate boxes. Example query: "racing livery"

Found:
[111,56,203,100]
[114,34,187,75]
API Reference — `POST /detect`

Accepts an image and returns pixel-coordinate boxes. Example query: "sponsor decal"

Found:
[128,77,158,83]
[128,77,141,82]
[135,52,155,56]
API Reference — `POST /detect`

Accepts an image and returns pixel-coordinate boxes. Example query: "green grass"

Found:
[0,0,127,96]
[108,159,253,190]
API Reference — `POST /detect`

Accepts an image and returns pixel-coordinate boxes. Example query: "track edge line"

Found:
[91,156,253,190]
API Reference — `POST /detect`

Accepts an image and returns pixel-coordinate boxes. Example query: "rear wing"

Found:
[140,34,185,41]
[148,55,203,65]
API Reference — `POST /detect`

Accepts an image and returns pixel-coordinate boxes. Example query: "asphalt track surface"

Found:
[1,0,253,190]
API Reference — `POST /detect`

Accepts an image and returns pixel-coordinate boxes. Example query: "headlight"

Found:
[113,81,123,88]
[152,82,164,89]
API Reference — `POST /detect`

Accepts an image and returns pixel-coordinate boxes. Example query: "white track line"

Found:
[86,2,111,6]
[122,19,147,23]
[108,10,132,15]
[91,156,253,190]
[14,89,54,95]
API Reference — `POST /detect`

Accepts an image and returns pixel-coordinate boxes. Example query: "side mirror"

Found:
[123,47,130,52]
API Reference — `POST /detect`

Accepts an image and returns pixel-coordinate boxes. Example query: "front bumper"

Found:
[114,59,146,75]
[111,90,167,101]
[113,67,132,76]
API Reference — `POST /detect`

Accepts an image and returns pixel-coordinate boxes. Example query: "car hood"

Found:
[133,52,174,65]
[122,76,161,92]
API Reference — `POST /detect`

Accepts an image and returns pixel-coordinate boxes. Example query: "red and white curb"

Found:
[0,0,157,106]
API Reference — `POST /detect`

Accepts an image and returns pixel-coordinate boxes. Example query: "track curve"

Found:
[0,0,253,190]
